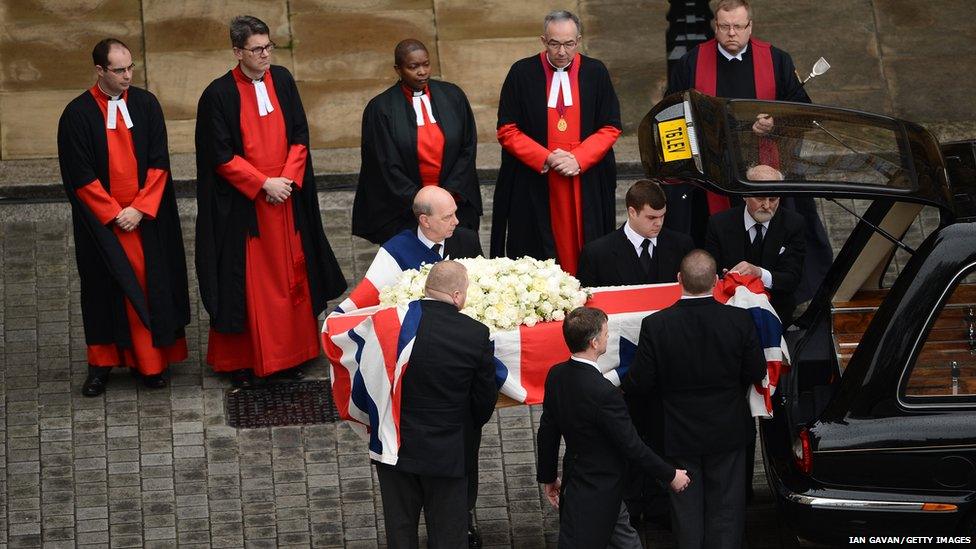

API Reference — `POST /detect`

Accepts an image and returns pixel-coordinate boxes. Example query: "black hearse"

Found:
[639,90,976,544]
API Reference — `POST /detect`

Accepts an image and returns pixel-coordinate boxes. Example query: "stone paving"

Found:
[0,180,944,547]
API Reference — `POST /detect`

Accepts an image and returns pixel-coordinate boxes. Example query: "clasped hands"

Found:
[114,207,143,232]
[263,176,294,204]
[752,113,774,136]
[544,148,581,177]
[541,469,691,510]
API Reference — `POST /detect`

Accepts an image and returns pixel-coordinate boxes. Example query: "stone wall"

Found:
[1,0,974,161]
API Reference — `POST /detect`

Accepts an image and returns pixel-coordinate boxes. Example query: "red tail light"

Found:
[793,427,813,475]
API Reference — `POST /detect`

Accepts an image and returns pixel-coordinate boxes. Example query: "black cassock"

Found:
[195,65,347,333]
[490,54,621,261]
[57,86,189,348]
[352,80,482,245]
[666,42,832,304]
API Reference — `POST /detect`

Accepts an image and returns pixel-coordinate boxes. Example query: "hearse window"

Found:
[901,265,976,402]
[725,103,915,190]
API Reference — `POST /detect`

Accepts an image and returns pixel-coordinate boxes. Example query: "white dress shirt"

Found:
[623,221,657,258]
[570,355,601,373]
[718,42,749,62]
[416,228,446,259]
[743,208,773,288]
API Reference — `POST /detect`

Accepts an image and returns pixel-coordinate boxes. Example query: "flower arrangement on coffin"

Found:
[378,256,589,332]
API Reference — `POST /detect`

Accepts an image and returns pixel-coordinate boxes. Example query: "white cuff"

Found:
[760,268,773,289]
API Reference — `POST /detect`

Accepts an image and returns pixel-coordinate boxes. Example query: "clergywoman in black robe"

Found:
[352,39,481,245]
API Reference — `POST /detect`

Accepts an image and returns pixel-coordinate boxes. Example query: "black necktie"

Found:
[431,243,441,257]
[639,239,652,275]
[748,224,764,264]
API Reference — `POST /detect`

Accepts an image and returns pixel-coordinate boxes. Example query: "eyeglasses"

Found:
[545,39,579,51]
[238,42,276,56]
[716,22,751,33]
[103,63,135,76]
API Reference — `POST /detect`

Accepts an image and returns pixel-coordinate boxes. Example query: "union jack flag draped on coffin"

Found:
[322,276,789,465]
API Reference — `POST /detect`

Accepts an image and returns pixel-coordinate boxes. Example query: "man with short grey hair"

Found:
[491,9,622,276]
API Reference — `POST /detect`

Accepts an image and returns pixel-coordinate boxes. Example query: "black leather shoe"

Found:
[468,512,482,548]
[231,369,254,388]
[283,366,305,380]
[142,374,167,389]
[82,366,111,397]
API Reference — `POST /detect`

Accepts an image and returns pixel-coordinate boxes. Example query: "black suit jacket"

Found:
[444,226,483,259]
[623,298,767,457]
[705,206,805,321]
[576,225,694,287]
[394,300,497,478]
[537,359,674,547]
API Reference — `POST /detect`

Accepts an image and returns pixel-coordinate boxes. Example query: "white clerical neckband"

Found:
[252,78,274,117]
[411,89,436,127]
[99,85,133,130]
[546,55,573,109]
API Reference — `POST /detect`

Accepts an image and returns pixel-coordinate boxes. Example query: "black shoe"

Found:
[283,366,305,380]
[231,369,254,388]
[82,366,111,397]
[468,512,482,548]
[142,374,167,389]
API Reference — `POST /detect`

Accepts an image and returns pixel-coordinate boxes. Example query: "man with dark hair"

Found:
[375,260,497,548]
[665,0,832,302]
[623,249,766,549]
[195,15,346,387]
[58,38,190,396]
[537,306,690,547]
[491,9,621,275]
[352,38,481,245]
[577,179,694,288]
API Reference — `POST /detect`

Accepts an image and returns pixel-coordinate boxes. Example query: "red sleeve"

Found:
[497,123,550,173]
[216,155,267,200]
[76,179,122,225]
[572,125,622,173]
[281,144,308,189]
[130,168,168,219]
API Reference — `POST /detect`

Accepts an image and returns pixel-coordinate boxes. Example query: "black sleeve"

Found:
[666,51,694,96]
[575,245,597,287]
[470,327,498,427]
[535,372,561,484]
[361,100,420,207]
[440,86,479,204]
[775,49,811,104]
[704,216,724,267]
[283,69,312,148]
[621,317,658,396]
[594,60,622,131]
[496,62,523,129]
[598,386,675,483]
[146,93,171,171]
[57,105,100,191]
[769,216,806,293]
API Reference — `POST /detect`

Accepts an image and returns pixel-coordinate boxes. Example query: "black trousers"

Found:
[467,428,481,511]
[376,464,468,549]
[669,448,746,549]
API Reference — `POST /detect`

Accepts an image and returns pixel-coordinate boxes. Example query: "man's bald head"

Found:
[413,186,459,242]
[746,164,783,182]
[678,249,718,296]
[424,260,469,309]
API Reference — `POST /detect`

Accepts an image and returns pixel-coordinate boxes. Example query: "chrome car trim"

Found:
[814,442,976,454]
[786,494,953,512]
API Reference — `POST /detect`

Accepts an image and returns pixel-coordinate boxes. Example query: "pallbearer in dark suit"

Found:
[577,179,694,288]
[623,250,766,549]
[353,39,481,245]
[491,10,622,275]
[375,261,497,549]
[58,38,190,396]
[705,165,805,323]
[537,307,690,548]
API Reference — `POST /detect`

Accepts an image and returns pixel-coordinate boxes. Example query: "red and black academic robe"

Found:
[57,85,190,374]
[666,38,832,302]
[491,53,621,275]
[195,65,347,376]
[352,79,481,245]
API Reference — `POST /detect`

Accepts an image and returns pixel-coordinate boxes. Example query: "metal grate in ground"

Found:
[225,380,340,428]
